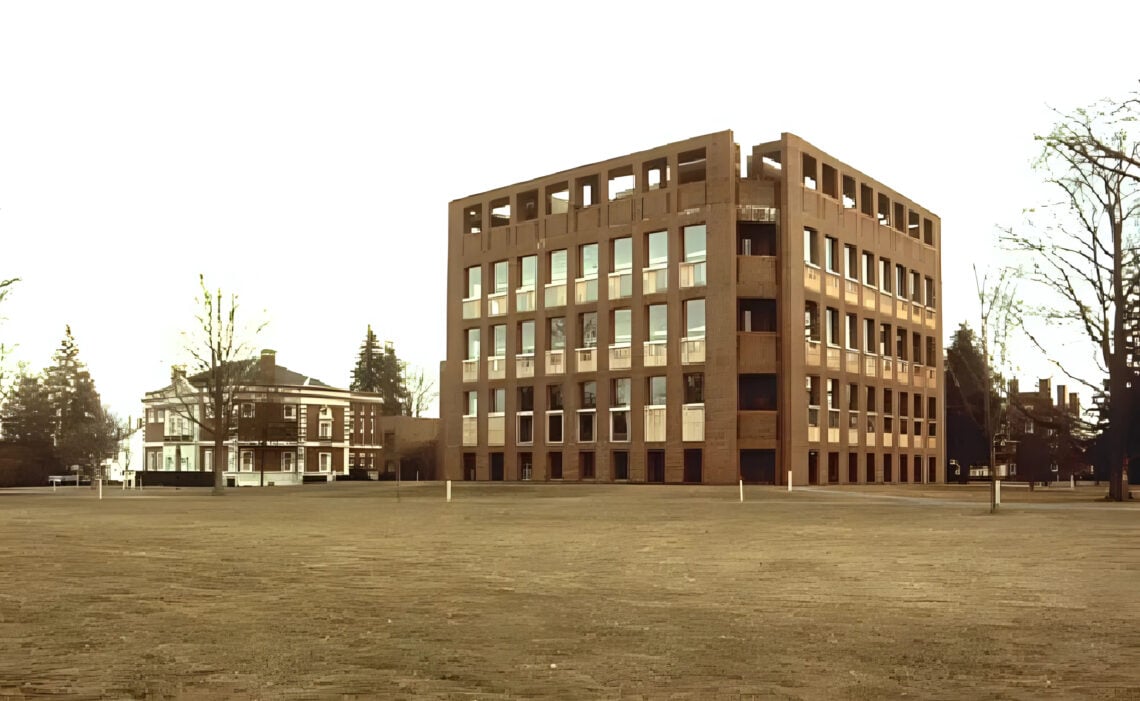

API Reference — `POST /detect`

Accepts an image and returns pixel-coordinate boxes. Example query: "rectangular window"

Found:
[549,317,565,350]
[844,245,858,280]
[581,381,597,409]
[518,386,534,412]
[203,449,213,472]
[925,277,935,308]
[465,265,482,298]
[862,252,876,286]
[578,410,595,443]
[683,224,706,262]
[547,411,564,443]
[281,452,293,472]
[283,405,297,420]
[492,324,506,356]
[464,390,478,416]
[579,312,597,348]
[466,328,481,360]
[612,378,631,407]
[879,323,891,356]
[319,420,332,439]
[520,255,537,288]
[611,409,630,442]
[519,320,535,354]
[613,308,631,344]
[648,376,666,406]
[493,260,508,294]
[517,412,534,444]
[241,402,254,418]
[612,237,632,272]
[879,258,892,293]
[825,307,839,346]
[549,249,567,283]
[648,304,668,341]
[548,385,563,411]
[824,236,838,273]
[685,299,706,338]
[646,230,668,267]
[684,373,704,404]
[895,264,906,298]
[319,452,332,472]
[846,313,858,350]
[580,243,599,278]
[241,450,254,472]
[910,270,921,302]
[490,387,507,413]
[863,319,875,353]
[804,228,819,265]
[805,301,820,342]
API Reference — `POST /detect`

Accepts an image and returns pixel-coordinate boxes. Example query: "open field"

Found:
[1,482,1138,700]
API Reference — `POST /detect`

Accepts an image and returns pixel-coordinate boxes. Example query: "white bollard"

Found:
[446,480,452,502]
[995,480,1001,505]
[787,471,793,492]
[739,479,744,503]
[1071,475,1075,490]
[98,479,103,500]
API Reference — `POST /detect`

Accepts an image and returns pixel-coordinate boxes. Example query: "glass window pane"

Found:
[614,309,631,344]
[582,381,596,408]
[493,260,508,294]
[647,231,667,267]
[550,250,567,283]
[493,325,506,356]
[466,328,480,359]
[648,376,666,405]
[683,225,706,263]
[520,255,537,288]
[549,317,565,350]
[580,243,598,278]
[520,321,535,354]
[466,266,481,298]
[685,299,705,338]
[613,237,632,272]
[648,304,668,341]
[580,312,597,348]
[612,378,631,407]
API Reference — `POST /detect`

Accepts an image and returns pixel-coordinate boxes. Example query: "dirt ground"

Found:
[1,481,1138,700]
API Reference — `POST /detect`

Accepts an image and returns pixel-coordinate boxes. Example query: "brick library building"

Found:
[441,131,943,486]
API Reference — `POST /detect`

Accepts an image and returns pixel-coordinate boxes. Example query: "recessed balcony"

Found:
[576,347,597,373]
[643,265,668,294]
[679,260,706,288]
[487,292,508,317]
[461,359,479,383]
[516,286,536,313]
[682,404,704,442]
[461,297,481,320]
[609,343,632,370]
[644,340,667,367]
[487,356,506,380]
[574,276,598,304]
[681,337,706,365]
[516,353,535,379]
[644,405,667,442]
[544,281,566,308]
[608,271,632,300]
[546,349,565,375]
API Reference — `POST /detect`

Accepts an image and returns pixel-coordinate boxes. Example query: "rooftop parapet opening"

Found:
[642,157,669,191]
[608,165,634,201]
[678,148,707,184]
[490,197,511,227]
[546,182,569,215]
[464,204,482,234]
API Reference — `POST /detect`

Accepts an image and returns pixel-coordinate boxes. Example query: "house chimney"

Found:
[1009,378,1019,396]
[1069,392,1080,416]
[1038,378,1051,399]
[171,365,186,382]
[1057,384,1066,410]
[260,349,277,385]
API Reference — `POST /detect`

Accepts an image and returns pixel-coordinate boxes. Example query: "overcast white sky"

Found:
[1,1,1137,420]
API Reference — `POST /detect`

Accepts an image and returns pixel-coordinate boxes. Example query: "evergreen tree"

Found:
[43,326,117,474]
[350,326,407,415]
[1,372,55,445]
[944,323,1001,483]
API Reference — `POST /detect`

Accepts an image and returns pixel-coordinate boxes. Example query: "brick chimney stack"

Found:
[1038,378,1051,400]
[1009,378,1019,396]
[1057,384,1066,409]
[1069,392,1080,416]
[260,349,277,385]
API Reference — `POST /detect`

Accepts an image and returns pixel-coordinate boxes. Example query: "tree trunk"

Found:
[213,434,225,495]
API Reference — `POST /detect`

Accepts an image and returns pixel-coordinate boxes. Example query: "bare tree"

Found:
[1003,96,1140,501]
[0,278,19,400]
[401,364,437,418]
[973,266,1020,510]
[167,275,265,495]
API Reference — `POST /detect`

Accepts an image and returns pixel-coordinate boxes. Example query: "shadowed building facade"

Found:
[442,131,943,485]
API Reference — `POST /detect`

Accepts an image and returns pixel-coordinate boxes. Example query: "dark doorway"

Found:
[827,452,839,484]
[463,453,476,481]
[900,454,909,483]
[613,451,629,480]
[549,452,563,480]
[580,451,595,480]
[866,453,876,483]
[848,453,858,483]
[740,449,776,484]
[928,457,937,483]
[518,452,533,481]
[808,451,819,485]
[883,454,893,483]
[647,450,665,483]
[490,453,504,481]
[683,449,703,484]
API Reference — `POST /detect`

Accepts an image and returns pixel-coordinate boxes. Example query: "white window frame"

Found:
[284,405,297,420]
[281,452,294,472]
[203,449,213,473]
[610,408,631,442]
[240,402,254,419]
[577,408,596,443]
[319,452,332,472]
[319,420,332,439]
[516,411,534,445]
[241,450,254,472]
[546,410,564,445]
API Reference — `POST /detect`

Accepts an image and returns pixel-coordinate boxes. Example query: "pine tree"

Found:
[944,323,1001,483]
[43,326,117,474]
[350,325,383,392]
[350,326,408,415]
[1,372,55,445]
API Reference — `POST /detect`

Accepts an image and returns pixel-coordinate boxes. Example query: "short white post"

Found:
[1070,475,1075,490]
[98,478,103,500]
[52,480,56,493]
[787,471,793,492]
[446,480,452,502]
[995,479,1001,505]
[739,479,744,503]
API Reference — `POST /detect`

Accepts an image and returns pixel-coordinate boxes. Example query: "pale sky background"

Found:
[1,1,1137,421]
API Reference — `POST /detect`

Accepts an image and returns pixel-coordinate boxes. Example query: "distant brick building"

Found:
[141,350,438,487]
[1006,378,1085,482]
[442,131,944,485]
